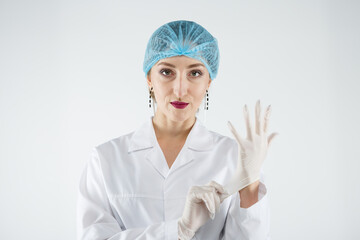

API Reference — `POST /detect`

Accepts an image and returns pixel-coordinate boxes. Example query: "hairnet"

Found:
[143,20,219,80]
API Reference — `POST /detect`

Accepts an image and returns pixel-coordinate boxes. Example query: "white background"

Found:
[1,0,359,239]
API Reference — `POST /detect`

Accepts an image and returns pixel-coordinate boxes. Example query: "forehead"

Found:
[156,56,206,68]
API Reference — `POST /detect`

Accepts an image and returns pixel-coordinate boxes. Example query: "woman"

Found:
[77,20,278,240]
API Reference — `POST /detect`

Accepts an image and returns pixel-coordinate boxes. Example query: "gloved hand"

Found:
[178,180,229,240]
[223,100,278,196]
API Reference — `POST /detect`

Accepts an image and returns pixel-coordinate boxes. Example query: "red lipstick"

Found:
[170,101,189,109]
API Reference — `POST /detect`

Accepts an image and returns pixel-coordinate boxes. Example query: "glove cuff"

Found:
[178,218,196,240]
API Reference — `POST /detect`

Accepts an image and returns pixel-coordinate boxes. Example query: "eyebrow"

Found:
[157,62,205,68]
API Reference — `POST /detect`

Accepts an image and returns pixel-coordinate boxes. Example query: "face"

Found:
[147,55,211,123]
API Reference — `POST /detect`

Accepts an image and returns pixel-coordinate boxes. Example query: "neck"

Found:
[152,113,196,140]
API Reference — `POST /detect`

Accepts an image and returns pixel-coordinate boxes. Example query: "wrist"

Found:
[240,180,260,194]
[239,180,259,208]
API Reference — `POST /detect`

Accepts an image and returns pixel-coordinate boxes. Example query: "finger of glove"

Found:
[206,181,229,203]
[203,193,216,219]
[263,105,271,133]
[208,192,220,220]
[202,192,215,214]
[194,190,212,213]
[207,186,220,212]
[188,186,203,203]
[244,104,253,141]
[268,132,278,147]
[206,181,226,194]
[219,192,229,203]
[190,185,212,195]
[227,121,245,152]
[212,190,221,213]
[255,99,261,136]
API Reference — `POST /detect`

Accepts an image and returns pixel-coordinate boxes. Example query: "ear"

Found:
[207,78,211,89]
[146,74,152,88]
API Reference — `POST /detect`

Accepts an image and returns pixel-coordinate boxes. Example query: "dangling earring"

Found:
[149,87,153,108]
[204,89,209,110]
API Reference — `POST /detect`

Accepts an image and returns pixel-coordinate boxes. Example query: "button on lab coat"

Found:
[77,116,270,240]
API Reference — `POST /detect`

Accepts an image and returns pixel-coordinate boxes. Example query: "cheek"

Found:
[193,89,206,103]
[154,86,171,100]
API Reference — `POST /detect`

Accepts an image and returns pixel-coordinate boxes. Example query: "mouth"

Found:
[170,101,189,109]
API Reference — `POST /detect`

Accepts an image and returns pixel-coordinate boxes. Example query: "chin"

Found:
[169,110,193,122]
[169,114,188,122]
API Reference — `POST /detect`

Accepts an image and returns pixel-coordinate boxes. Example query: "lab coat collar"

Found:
[128,116,214,178]
[128,116,214,153]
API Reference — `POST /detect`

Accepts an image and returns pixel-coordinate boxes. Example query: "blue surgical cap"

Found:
[143,20,220,80]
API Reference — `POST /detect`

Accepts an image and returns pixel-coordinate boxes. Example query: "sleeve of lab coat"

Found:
[76,148,179,240]
[221,172,271,240]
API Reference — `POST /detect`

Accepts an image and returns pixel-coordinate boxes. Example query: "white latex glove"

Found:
[223,100,278,196]
[178,180,229,240]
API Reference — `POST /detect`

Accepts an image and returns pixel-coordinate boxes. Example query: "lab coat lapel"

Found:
[146,144,170,179]
[127,117,155,152]
[169,117,215,175]
[128,116,214,179]
[128,116,169,178]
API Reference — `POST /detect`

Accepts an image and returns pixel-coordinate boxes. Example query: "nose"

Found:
[173,72,188,100]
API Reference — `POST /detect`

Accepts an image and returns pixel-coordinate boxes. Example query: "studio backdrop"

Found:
[0,0,359,239]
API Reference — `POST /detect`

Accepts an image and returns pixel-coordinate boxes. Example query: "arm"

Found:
[76,148,179,240]
[221,171,270,240]
[239,180,259,208]
[220,100,276,239]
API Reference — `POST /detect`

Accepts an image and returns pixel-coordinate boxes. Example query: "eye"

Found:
[160,69,173,76]
[190,70,203,77]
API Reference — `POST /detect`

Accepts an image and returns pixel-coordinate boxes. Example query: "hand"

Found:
[178,180,228,240]
[223,99,278,196]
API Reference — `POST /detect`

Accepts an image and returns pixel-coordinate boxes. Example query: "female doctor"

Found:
[77,20,278,240]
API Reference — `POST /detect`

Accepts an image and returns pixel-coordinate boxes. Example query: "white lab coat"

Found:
[77,116,270,240]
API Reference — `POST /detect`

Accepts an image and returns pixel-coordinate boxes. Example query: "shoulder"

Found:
[93,130,136,158]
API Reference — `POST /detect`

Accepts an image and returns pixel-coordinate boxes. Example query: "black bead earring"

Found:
[204,89,209,110]
[149,87,153,108]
